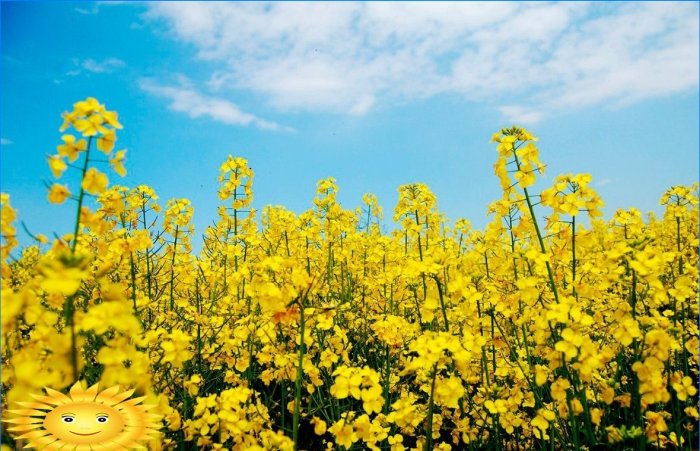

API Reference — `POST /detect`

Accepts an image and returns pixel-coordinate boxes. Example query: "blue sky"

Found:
[1,2,698,250]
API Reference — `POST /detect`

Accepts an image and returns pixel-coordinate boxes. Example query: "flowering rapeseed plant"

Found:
[1,103,698,451]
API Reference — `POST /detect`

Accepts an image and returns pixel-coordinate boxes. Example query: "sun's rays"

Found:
[3,382,161,449]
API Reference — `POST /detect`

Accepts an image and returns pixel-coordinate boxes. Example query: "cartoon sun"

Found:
[3,382,161,450]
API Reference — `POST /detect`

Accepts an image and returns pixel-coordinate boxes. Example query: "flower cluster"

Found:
[1,104,697,451]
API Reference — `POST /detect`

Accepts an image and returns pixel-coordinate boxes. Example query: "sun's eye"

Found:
[61,416,75,423]
[96,415,109,423]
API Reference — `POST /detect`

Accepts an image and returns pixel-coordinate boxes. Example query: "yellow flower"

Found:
[185,374,202,396]
[550,378,571,402]
[47,154,67,178]
[554,327,582,361]
[97,128,117,153]
[534,365,549,386]
[632,356,670,407]
[102,109,123,129]
[434,376,464,409]
[388,434,405,451]
[73,96,103,115]
[644,411,668,441]
[77,300,141,335]
[311,416,327,435]
[531,408,556,440]
[47,183,71,204]
[329,418,357,449]
[330,365,384,414]
[361,385,384,414]
[684,406,699,420]
[110,149,127,177]
[601,386,615,405]
[671,373,697,401]
[612,317,641,347]
[59,110,77,132]
[82,167,109,194]
[39,256,86,296]
[484,399,508,415]
[161,329,193,369]
[514,165,536,188]
[74,113,106,136]
[57,134,86,161]
[96,345,129,365]
[669,275,695,301]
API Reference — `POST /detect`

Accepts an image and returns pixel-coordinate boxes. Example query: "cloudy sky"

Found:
[1,2,698,248]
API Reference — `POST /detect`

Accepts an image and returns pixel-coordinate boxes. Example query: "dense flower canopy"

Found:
[1,99,698,450]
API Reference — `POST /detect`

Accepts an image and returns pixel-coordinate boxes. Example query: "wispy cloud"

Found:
[1,138,13,145]
[140,79,290,131]
[144,2,698,120]
[75,2,129,16]
[74,6,98,15]
[498,106,543,126]
[82,57,125,73]
[68,57,125,76]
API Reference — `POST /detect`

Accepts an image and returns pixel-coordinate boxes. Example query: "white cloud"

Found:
[140,79,290,131]
[82,57,125,73]
[144,2,699,119]
[498,106,543,126]
[75,6,98,15]
[75,7,94,15]
[75,2,127,15]
[350,95,376,116]
[1,138,13,145]
[68,57,126,76]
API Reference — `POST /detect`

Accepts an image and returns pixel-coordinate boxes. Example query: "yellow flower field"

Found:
[1,98,698,450]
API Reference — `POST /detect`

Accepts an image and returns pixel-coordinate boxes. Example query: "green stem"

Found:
[169,226,178,311]
[70,137,92,254]
[141,202,153,302]
[383,344,391,415]
[676,210,684,275]
[424,363,438,451]
[293,301,306,450]
[129,251,143,328]
[65,136,93,382]
[571,216,577,298]
[513,151,560,304]
[433,276,449,332]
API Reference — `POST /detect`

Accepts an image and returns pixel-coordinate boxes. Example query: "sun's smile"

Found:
[41,402,124,445]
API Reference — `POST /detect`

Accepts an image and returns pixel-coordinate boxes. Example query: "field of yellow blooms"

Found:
[1,98,698,450]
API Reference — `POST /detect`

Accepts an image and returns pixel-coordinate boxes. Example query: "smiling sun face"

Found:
[3,382,161,449]
[43,402,126,445]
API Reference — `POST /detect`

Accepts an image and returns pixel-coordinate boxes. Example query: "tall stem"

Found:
[676,212,684,275]
[433,276,449,332]
[71,137,92,254]
[571,216,577,298]
[293,302,306,450]
[169,226,179,311]
[65,136,93,382]
[513,151,560,303]
[141,202,153,302]
[424,363,438,451]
